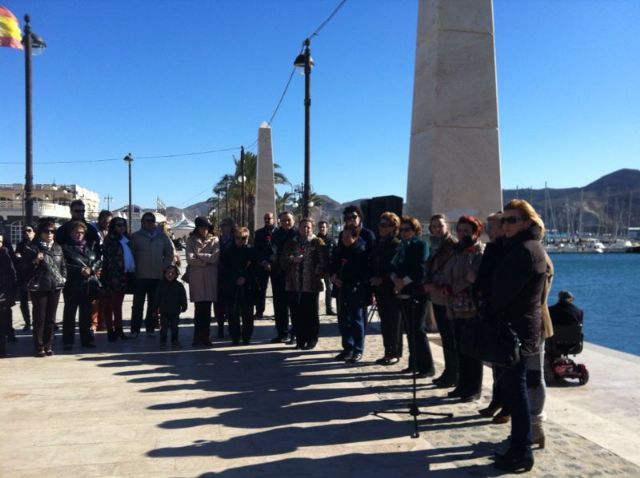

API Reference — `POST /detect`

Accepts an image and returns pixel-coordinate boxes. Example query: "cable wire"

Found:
[309,0,348,39]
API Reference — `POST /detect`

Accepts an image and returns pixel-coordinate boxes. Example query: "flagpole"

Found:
[24,15,34,225]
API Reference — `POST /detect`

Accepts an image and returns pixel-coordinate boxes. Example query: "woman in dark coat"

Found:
[14,225,36,331]
[489,199,547,473]
[219,227,259,345]
[61,221,102,350]
[101,218,135,341]
[23,218,67,357]
[331,223,371,363]
[0,234,17,358]
[391,216,435,378]
[370,212,402,365]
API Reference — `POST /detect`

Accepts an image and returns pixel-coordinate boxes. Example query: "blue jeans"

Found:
[337,302,366,354]
[502,357,532,453]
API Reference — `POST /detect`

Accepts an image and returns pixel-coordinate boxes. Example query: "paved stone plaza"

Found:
[2,293,640,477]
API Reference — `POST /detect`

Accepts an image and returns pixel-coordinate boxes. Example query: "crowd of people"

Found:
[0,197,566,472]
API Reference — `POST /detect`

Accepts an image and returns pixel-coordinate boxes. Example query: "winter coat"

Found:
[219,245,259,304]
[130,229,174,280]
[270,227,297,275]
[153,279,188,317]
[22,241,67,292]
[254,225,276,263]
[331,237,372,306]
[424,233,458,306]
[391,237,429,299]
[14,240,34,286]
[0,248,17,307]
[541,253,554,339]
[62,243,102,294]
[488,226,547,355]
[371,235,401,298]
[442,239,484,319]
[281,235,328,293]
[185,233,220,303]
[101,234,132,293]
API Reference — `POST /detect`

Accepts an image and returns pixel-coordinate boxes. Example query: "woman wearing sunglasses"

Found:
[23,218,67,357]
[488,199,547,473]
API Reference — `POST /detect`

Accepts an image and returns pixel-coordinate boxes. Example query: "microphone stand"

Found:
[373,294,453,438]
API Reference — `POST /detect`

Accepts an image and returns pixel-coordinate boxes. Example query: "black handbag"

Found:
[86,275,104,300]
[462,316,521,368]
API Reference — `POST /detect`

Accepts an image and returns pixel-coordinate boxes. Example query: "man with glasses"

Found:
[339,206,375,253]
[55,200,99,248]
[254,212,276,319]
[130,212,174,337]
[270,211,297,343]
[14,225,36,332]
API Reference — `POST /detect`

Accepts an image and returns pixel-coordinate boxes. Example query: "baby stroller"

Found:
[545,307,589,385]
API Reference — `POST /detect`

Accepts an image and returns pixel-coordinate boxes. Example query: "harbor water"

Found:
[549,253,640,356]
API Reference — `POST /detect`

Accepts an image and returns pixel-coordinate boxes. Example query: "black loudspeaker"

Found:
[360,195,403,232]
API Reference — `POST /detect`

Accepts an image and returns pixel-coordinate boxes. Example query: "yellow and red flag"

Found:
[0,6,22,49]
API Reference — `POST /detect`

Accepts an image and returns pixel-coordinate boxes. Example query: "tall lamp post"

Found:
[293,38,314,218]
[123,153,133,233]
[240,146,246,226]
[22,14,47,226]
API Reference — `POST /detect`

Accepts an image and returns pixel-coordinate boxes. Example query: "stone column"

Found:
[255,122,276,226]
[406,0,502,224]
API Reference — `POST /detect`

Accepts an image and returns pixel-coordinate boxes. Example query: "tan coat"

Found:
[186,234,220,303]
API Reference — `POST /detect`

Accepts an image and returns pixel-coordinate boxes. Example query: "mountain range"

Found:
[164,169,640,233]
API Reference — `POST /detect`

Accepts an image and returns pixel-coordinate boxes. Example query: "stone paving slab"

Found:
[2,293,640,477]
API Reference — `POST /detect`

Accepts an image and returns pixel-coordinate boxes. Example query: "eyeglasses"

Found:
[344,214,358,220]
[24,229,33,233]
[500,216,525,225]
[235,236,249,241]
[399,226,413,232]
[44,229,55,234]
[378,222,392,228]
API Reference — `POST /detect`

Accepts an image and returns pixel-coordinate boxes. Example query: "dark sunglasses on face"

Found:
[24,229,33,233]
[378,222,392,228]
[235,236,249,241]
[399,226,413,232]
[501,216,525,225]
[344,214,359,220]
[144,219,156,223]
[44,229,55,234]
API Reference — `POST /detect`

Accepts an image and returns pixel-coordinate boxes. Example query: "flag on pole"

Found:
[0,6,22,49]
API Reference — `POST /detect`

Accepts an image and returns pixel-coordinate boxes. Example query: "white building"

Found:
[0,183,100,245]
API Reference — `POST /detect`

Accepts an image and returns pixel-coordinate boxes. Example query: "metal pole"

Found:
[303,38,311,218]
[24,15,34,226]
[240,146,245,226]
[124,154,133,234]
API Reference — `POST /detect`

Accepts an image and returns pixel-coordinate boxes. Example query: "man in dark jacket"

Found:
[548,290,583,327]
[317,221,336,315]
[269,212,297,343]
[253,212,275,319]
[55,200,99,248]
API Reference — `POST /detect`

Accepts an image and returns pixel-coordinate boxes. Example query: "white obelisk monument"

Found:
[406,0,502,223]
[255,122,276,225]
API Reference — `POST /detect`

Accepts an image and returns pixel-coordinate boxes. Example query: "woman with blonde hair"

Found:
[488,199,547,473]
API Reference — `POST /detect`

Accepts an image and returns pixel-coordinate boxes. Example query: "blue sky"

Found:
[1,0,638,210]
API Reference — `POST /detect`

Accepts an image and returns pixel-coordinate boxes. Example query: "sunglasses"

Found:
[235,236,249,241]
[378,222,392,228]
[344,214,359,220]
[44,229,56,234]
[144,219,156,223]
[500,216,525,225]
[24,229,34,233]
[399,226,413,232]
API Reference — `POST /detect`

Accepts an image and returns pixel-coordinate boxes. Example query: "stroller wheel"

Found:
[578,367,589,386]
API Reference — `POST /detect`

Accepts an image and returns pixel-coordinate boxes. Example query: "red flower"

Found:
[340,258,348,265]
[265,235,272,242]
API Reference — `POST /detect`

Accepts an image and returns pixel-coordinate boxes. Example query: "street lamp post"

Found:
[123,153,133,234]
[240,146,246,226]
[294,38,314,218]
[22,14,46,226]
